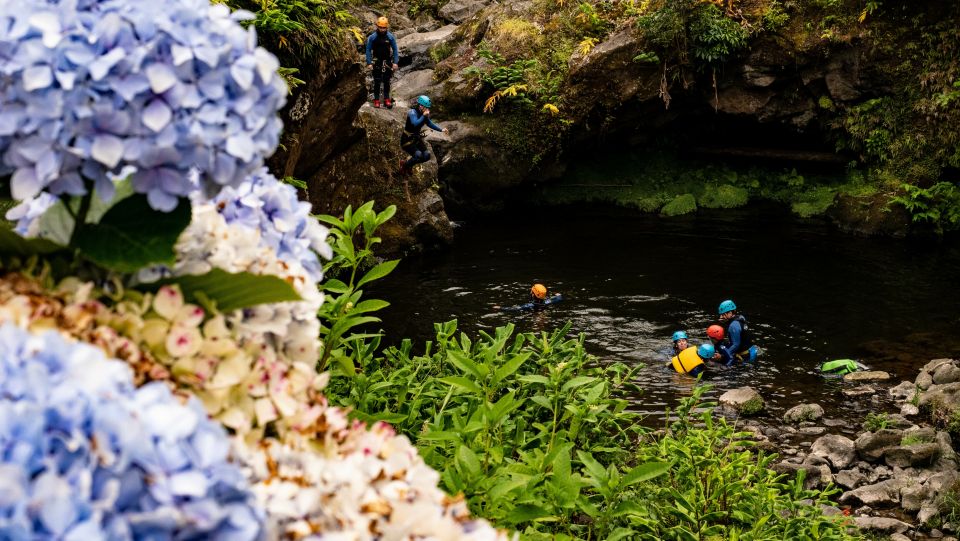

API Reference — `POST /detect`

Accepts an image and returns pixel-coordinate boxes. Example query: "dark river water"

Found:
[371,203,960,426]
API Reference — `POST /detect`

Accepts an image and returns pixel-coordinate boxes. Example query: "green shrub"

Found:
[889,182,960,233]
[628,387,859,539]
[327,321,661,538]
[699,184,749,209]
[661,193,697,216]
[863,412,890,431]
[689,3,750,64]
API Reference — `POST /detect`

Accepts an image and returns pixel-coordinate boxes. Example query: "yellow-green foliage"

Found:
[491,18,542,55]
[699,184,749,209]
[660,193,697,216]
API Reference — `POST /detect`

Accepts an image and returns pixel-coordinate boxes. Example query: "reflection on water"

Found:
[371,204,960,424]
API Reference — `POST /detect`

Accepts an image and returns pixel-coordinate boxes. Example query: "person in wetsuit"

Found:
[365,17,399,108]
[716,299,758,365]
[670,330,690,356]
[399,95,447,175]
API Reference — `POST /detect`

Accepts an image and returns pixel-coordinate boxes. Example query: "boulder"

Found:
[902,404,920,416]
[719,387,765,415]
[392,69,438,100]
[918,371,935,390]
[919,504,940,525]
[843,371,891,383]
[853,516,911,534]
[810,434,857,470]
[834,469,866,490]
[934,363,960,385]
[840,478,910,507]
[920,382,960,420]
[884,442,940,468]
[397,25,458,69]
[438,0,486,23]
[856,429,904,461]
[783,403,824,424]
[889,380,917,399]
[924,358,957,374]
[771,462,825,490]
[901,482,933,512]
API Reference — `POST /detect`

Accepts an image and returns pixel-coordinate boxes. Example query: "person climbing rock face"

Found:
[399,95,448,175]
[365,16,398,109]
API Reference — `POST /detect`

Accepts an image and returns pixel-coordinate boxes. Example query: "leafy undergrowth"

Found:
[326,320,861,540]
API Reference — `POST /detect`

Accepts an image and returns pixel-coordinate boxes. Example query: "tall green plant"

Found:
[316,202,398,372]
[627,387,858,540]
[326,320,672,538]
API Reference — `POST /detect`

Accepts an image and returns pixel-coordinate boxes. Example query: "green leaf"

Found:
[73,195,190,272]
[447,349,484,379]
[356,259,399,288]
[419,430,462,441]
[576,450,608,486]
[350,299,390,314]
[622,461,671,487]
[561,376,597,393]
[506,504,553,523]
[155,269,301,312]
[492,352,530,385]
[439,376,483,395]
[456,445,482,477]
[0,227,65,256]
[606,528,638,541]
[517,374,551,385]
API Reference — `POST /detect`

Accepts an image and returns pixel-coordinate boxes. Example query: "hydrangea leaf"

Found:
[36,179,135,245]
[73,194,190,272]
[0,225,64,255]
[156,269,302,312]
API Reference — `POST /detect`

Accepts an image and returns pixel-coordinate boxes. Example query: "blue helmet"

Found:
[718,299,737,315]
[671,331,688,342]
[416,95,432,108]
[697,343,715,359]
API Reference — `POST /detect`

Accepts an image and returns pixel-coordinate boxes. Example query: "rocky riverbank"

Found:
[718,359,960,539]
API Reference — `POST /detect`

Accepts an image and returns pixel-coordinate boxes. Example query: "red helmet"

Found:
[707,325,725,341]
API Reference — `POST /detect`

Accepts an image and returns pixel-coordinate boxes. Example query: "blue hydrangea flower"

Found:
[212,169,332,284]
[0,0,287,211]
[0,323,265,539]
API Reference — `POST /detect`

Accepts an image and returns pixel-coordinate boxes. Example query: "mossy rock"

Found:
[660,193,697,216]
[699,184,749,209]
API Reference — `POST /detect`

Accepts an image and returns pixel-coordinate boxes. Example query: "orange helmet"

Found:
[376,16,389,28]
[707,325,725,341]
[531,283,547,300]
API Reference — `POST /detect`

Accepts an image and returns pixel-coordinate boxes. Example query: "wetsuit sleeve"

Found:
[365,34,374,64]
[408,109,425,128]
[722,321,742,365]
[425,117,442,131]
[389,32,399,64]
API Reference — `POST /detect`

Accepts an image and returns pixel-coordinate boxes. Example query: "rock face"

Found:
[718,387,764,415]
[397,25,458,69]
[438,0,486,23]
[783,403,824,424]
[306,103,453,252]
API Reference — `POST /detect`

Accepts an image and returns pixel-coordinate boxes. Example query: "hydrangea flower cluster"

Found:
[236,425,513,541]
[212,169,332,284]
[0,0,287,211]
[159,203,325,364]
[0,323,264,539]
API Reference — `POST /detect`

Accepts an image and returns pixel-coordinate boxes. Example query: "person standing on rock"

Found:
[365,16,399,109]
[399,95,448,175]
[717,299,759,365]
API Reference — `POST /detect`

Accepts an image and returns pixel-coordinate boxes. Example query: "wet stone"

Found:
[824,418,849,428]
[853,516,911,534]
[834,469,866,490]
[931,529,945,538]
[889,380,917,399]
[889,534,911,541]
[719,387,765,415]
[844,371,891,383]
[934,363,960,385]
[799,426,827,436]
[843,385,876,397]
[902,403,920,416]
[810,434,857,470]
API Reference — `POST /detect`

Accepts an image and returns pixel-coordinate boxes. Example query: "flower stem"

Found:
[70,189,93,246]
